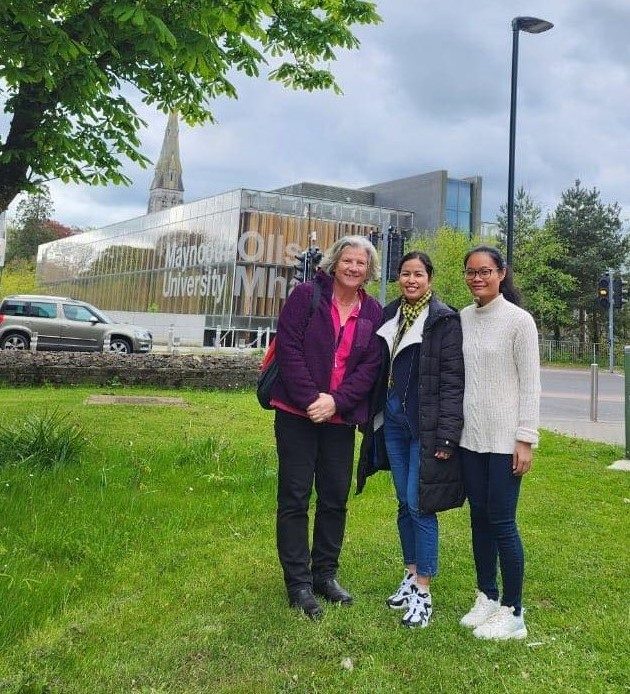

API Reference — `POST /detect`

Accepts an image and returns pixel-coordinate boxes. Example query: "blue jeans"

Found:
[460,448,524,615]
[384,392,438,577]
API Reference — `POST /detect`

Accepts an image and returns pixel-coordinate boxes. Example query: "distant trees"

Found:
[512,222,575,339]
[549,180,629,344]
[495,181,628,345]
[414,227,477,309]
[6,186,75,264]
[497,185,542,252]
[497,187,575,338]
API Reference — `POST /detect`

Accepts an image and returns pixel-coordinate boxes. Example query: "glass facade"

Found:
[37,189,412,335]
[445,179,472,234]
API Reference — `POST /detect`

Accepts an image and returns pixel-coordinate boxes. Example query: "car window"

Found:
[63,304,98,322]
[0,300,28,316]
[29,302,57,319]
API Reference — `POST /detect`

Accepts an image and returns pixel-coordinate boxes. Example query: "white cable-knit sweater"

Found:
[460,294,540,454]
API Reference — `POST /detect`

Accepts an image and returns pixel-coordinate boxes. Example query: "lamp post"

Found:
[506,16,553,267]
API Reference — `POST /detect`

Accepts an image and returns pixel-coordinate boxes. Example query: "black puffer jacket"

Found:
[357,295,465,514]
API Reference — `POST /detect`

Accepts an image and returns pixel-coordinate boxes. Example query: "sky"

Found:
[5,0,630,231]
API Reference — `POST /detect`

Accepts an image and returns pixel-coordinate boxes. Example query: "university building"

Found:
[36,115,481,345]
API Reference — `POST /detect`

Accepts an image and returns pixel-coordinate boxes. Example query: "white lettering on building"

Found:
[162,268,227,300]
[161,230,304,301]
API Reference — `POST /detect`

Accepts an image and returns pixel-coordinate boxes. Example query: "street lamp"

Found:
[506,16,553,267]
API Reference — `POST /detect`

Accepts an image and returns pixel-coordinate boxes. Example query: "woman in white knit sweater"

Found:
[458,246,540,641]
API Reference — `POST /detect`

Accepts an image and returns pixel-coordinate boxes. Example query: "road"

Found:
[541,367,625,445]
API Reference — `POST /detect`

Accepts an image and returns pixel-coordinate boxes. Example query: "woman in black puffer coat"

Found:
[357,251,464,628]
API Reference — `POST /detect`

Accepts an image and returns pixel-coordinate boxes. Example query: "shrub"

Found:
[0,258,37,297]
[0,409,88,468]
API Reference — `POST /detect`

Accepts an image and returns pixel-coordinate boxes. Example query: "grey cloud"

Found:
[3,0,629,233]
[565,0,630,64]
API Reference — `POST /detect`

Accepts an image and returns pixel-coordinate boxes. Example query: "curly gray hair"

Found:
[319,235,380,282]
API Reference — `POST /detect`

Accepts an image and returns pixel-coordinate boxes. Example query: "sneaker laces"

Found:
[401,571,415,586]
[482,605,512,625]
[391,572,414,598]
[406,587,430,614]
[471,591,491,611]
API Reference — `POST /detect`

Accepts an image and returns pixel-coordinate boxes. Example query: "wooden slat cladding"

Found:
[232,211,377,321]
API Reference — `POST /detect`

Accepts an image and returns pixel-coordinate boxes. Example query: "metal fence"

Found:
[209,326,272,350]
[539,340,626,368]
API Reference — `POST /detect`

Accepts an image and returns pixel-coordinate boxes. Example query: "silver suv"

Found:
[0,295,152,353]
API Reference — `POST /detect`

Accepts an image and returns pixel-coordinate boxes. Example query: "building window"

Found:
[445,179,472,234]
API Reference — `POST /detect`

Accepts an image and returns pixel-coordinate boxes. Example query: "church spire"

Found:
[148,111,184,214]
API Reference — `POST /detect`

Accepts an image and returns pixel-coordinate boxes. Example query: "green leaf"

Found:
[0,0,381,211]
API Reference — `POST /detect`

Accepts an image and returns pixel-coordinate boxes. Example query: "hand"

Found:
[434,449,452,460]
[306,393,336,424]
[512,441,533,476]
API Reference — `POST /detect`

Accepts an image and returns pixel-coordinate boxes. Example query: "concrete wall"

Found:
[107,311,206,345]
[361,171,447,233]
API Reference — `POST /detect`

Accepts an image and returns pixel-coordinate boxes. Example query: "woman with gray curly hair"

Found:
[318,235,380,281]
[270,235,382,619]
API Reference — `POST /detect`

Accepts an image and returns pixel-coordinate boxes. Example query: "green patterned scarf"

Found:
[389,291,432,387]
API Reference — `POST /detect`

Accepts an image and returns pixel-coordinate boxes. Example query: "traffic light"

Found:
[293,251,309,283]
[387,229,405,281]
[597,275,610,309]
[613,277,624,310]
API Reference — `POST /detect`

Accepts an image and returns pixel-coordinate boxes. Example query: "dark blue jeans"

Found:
[460,448,524,615]
[384,392,438,577]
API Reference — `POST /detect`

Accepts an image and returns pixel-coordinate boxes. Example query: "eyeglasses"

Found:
[463,268,499,280]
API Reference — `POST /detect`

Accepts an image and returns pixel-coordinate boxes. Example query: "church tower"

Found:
[147,111,184,214]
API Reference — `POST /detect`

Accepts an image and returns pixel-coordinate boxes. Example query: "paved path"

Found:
[540,367,625,445]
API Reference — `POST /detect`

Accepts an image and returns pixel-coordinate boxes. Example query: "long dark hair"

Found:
[463,245,521,306]
[398,251,434,279]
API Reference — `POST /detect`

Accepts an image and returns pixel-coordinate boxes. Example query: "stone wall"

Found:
[0,351,261,389]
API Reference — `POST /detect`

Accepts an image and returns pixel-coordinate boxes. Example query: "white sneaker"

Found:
[401,584,432,628]
[460,590,500,628]
[386,571,415,610]
[472,605,527,640]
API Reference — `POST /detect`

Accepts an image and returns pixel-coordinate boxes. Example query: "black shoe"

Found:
[288,588,324,619]
[313,578,353,605]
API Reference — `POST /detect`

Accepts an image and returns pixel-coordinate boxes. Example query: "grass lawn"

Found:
[0,386,627,693]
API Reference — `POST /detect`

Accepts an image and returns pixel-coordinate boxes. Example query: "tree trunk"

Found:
[0,85,47,213]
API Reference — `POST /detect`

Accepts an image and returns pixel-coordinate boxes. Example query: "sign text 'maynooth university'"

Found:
[161,231,304,301]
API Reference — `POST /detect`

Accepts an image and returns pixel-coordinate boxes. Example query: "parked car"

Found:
[0,295,152,353]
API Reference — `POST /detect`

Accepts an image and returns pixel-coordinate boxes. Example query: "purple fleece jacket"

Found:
[271,271,382,426]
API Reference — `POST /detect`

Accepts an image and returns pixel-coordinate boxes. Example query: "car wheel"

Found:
[109,337,132,354]
[1,333,30,350]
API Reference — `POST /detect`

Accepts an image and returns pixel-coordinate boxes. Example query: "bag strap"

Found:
[266,280,321,357]
[309,280,322,317]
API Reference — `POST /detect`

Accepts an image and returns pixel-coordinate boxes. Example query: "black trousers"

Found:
[274,410,356,594]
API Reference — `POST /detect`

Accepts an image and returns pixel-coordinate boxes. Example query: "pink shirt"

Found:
[271,294,362,424]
